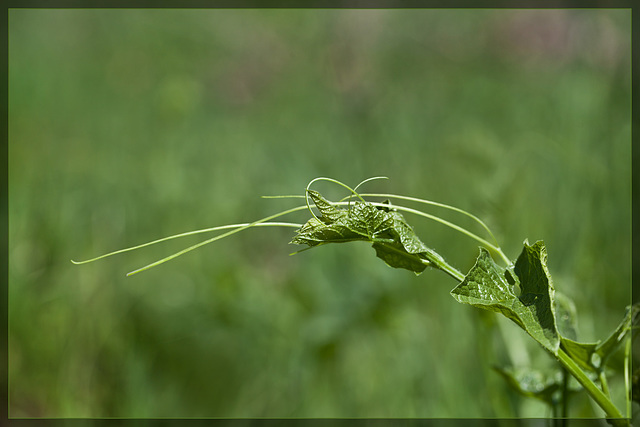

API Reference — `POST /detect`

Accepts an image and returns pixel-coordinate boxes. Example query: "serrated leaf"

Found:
[451,241,560,354]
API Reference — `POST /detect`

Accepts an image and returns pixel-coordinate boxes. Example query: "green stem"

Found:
[624,334,631,418]
[551,403,559,424]
[556,348,627,424]
[427,254,465,282]
[375,241,465,282]
[600,371,611,399]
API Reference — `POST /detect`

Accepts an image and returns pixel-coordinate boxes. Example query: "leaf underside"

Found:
[290,190,440,275]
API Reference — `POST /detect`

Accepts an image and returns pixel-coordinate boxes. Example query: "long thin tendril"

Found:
[304,177,368,221]
[357,193,499,246]
[351,176,388,210]
[363,201,510,265]
[269,182,509,265]
[72,205,309,276]
[73,177,512,275]
[275,197,509,265]
[342,192,509,264]
[71,222,303,266]
[122,206,310,276]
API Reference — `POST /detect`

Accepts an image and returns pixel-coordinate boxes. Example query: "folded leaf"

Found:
[451,240,560,354]
[291,190,438,275]
[372,241,428,274]
[307,190,344,223]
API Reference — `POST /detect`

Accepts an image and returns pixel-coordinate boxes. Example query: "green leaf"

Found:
[387,211,430,254]
[559,303,639,373]
[451,240,560,354]
[290,215,354,246]
[370,209,441,275]
[594,303,640,366]
[291,190,439,275]
[372,241,428,274]
[347,200,395,239]
[560,337,600,372]
[513,241,558,348]
[307,190,344,223]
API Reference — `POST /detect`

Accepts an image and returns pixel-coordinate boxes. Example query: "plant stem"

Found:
[428,255,465,282]
[377,241,465,282]
[624,335,631,418]
[556,348,627,425]
[600,371,611,399]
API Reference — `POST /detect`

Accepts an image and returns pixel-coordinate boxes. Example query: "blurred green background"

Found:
[9,9,631,419]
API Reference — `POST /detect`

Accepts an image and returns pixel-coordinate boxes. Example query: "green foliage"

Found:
[288,183,635,422]
[561,304,640,373]
[451,241,560,354]
[291,190,441,275]
[9,9,630,420]
[65,173,635,422]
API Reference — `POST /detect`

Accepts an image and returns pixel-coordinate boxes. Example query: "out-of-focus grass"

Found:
[9,9,630,418]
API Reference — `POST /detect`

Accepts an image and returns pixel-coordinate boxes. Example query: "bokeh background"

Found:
[9,9,631,419]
